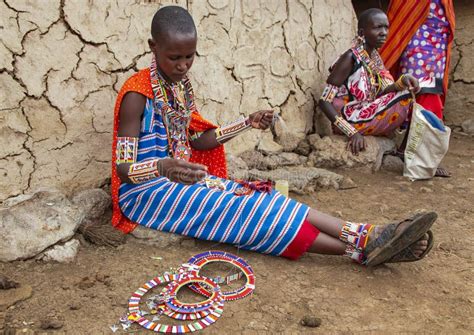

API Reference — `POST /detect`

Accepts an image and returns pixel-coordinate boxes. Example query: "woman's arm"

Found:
[189,110,274,151]
[116,93,207,185]
[318,51,366,155]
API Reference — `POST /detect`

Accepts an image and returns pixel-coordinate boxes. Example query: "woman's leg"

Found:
[304,208,430,259]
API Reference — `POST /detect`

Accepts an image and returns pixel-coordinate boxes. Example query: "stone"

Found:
[130,225,185,248]
[226,154,249,180]
[382,155,405,173]
[309,135,396,171]
[461,119,474,135]
[72,188,111,220]
[240,150,267,170]
[38,239,80,263]
[301,315,322,328]
[294,138,312,156]
[257,132,284,155]
[248,166,345,194]
[0,189,83,261]
[263,152,308,169]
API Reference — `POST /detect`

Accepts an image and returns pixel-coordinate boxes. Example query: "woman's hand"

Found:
[158,158,207,185]
[400,74,420,93]
[347,132,367,155]
[249,110,273,130]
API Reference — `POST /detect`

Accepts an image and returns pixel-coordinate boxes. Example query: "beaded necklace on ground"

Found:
[150,55,192,161]
[351,36,392,99]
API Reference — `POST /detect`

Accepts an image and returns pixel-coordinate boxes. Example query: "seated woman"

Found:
[112,6,435,267]
[319,8,432,155]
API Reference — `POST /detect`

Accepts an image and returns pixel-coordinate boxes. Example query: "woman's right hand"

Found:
[347,132,367,155]
[158,158,208,184]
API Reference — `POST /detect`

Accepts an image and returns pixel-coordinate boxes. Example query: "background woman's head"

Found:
[358,8,389,50]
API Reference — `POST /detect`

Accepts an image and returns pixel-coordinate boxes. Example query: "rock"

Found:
[256,132,284,155]
[248,166,345,194]
[39,318,63,330]
[72,188,111,220]
[461,119,474,135]
[38,239,80,263]
[308,135,396,171]
[264,152,308,169]
[0,189,83,262]
[130,225,185,248]
[226,154,250,180]
[294,138,312,156]
[0,275,19,290]
[382,155,404,173]
[276,132,305,152]
[239,150,267,170]
[240,151,307,170]
[339,177,358,190]
[0,284,33,312]
[300,315,322,328]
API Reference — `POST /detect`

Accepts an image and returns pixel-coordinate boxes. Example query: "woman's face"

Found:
[360,12,389,49]
[149,32,197,83]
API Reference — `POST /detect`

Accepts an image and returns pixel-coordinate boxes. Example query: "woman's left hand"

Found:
[401,74,420,93]
[249,110,273,130]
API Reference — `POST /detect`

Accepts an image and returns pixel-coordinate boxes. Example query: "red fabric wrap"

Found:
[111,69,227,234]
[281,220,320,260]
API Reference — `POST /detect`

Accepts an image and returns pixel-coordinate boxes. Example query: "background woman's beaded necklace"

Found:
[150,56,192,161]
[352,36,387,99]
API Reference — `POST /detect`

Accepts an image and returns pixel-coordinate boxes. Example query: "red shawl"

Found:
[111,69,228,234]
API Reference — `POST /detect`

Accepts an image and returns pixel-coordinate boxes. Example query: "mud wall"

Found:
[0,0,356,202]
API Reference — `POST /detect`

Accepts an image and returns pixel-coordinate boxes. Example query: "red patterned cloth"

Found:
[111,68,227,234]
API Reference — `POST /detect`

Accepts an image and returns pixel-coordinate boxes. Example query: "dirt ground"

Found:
[1,134,473,334]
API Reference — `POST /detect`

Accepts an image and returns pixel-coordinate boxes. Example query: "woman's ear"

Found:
[357,28,364,37]
[148,38,157,52]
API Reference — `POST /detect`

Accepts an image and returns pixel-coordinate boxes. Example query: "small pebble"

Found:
[300,315,322,328]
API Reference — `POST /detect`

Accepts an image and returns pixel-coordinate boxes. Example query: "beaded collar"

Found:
[150,55,192,161]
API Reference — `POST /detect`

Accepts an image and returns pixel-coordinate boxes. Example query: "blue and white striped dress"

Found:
[119,99,310,256]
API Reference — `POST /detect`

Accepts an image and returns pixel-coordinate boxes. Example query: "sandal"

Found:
[435,167,451,178]
[385,230,434,263]
[364,212,437,267]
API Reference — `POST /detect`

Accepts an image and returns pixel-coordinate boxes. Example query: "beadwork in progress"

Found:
[120,251,255,333]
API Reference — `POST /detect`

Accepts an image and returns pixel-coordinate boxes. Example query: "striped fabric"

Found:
[379,0,455,95]
[118,98,309,255]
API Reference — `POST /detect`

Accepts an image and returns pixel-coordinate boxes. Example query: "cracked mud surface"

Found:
[1,0,356,201]
[1,135,473,334]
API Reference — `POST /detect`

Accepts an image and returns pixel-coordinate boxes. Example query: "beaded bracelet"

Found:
[116,136,138,165]
[334,116,358,138]
[320,83,339,103]
[394,74,408,91]
[128,159,160,184]
[215,117,251,144]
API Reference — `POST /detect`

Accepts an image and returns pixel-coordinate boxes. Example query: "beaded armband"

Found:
[116,137,138,165]
[320,83,339,103]
[215,117,251,144]
[189,130,204,142]
[334,116,358,138]
[128,159,160,184]
[394,74,407,91]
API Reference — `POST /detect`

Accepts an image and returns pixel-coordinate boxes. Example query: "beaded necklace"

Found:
[351,36,392,99]
[150,55,192,161]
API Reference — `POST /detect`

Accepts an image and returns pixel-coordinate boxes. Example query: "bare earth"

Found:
[1,134,473,334]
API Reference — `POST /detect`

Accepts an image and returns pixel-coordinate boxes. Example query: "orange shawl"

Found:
[111,69,228,234]
[379,0,455,96]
